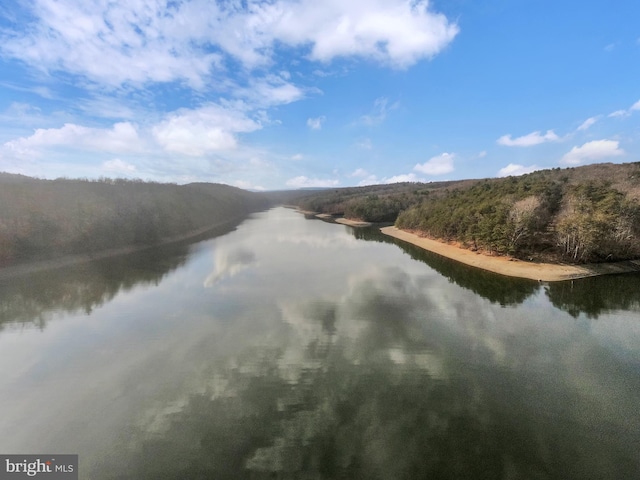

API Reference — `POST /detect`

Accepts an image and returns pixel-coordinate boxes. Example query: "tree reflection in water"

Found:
[96,266,639,480]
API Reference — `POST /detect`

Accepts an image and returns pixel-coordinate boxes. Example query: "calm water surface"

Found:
[0,207,639,479]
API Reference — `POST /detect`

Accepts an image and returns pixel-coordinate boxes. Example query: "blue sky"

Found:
[0,0,639,190]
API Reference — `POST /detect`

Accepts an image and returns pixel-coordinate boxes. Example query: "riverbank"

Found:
[381,226,640,281]
[0,218,244,281]
[294,209,373,227]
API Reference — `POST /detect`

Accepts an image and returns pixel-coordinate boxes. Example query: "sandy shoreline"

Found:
[381,226,640,282]
[334,218,372,227]
[294,209,373,227]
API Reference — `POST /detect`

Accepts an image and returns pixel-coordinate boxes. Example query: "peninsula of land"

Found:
[381,226,640,281]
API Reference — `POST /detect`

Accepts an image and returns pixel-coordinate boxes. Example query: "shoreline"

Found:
[381,226,640,282]
[294,209,373,227]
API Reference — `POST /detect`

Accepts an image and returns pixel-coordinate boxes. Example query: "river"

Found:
[1,207,639,479]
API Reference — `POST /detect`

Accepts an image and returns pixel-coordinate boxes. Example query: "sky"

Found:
[0,0,639,190]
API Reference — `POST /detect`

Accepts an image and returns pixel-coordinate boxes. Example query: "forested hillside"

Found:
[0,174,270,266]
[296,163,640,264]
[296,180,470,222]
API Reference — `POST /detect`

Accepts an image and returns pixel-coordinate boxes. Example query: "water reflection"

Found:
[0,247,185,331]
[352,226,539,306]
[1,208,639,480]
[7,214,640,330]
[95,263,639,480]
[204,247,257,287]
[545,273,640,318]
[0,222,240,331]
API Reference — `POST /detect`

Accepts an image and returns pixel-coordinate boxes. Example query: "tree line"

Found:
[0,175,270,266]
[296,163,640,263]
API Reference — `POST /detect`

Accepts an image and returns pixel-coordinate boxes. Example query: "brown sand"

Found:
[381,226,640,282]
[334,218,372,227]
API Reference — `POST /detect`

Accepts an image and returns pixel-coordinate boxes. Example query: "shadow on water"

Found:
[351,227,540,306]
[0,222,240,331]
[545,273,640,319]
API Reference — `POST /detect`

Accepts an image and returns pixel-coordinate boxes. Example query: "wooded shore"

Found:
[381,226,640,282]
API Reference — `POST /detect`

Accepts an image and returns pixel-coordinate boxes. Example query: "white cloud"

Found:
[384,173,421,183]
[258,0,459,68]
[478,151,487,158]
[497,130,560,147]
[307,116,326,130]
[350,168,369,177]
[413,153,454,175]
[4,122,140,155]
[497,163,539,177]
[608,99,640,118]
[349,170,428,186]
[78,96,136,119]
[231,180,265,191]
[1,0,458,88]
[103,158,136,173]
[152,103,261,156]
[358,97,398,126]
[1,0,222,88]
[355,175,379,186]
[608,110,629,118]
[0,81,55,100]
[291,153,304,161]
[577,116,599,131]
[286,176,339,188]
[234,76,307,107]
[560,139,624,165]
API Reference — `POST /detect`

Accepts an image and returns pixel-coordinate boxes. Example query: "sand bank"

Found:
[381,226,640,282]
[295,209,372,227]
[334,218,372,227]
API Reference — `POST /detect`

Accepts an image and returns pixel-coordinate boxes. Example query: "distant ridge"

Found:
[0,174,272,268]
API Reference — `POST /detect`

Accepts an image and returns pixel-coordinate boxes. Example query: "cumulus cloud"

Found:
[4,122,140,155]
[413,152,454,175]
[577,116,599,131]
[252,0,459,68]
[1,0,458,88]
[307,116,326,130]
[632,100,640,111]
[497,130,560,147]
[497,163,540,177]
[291,154,304,161]
[560,140,624,165]
[152,103,262,156]
[286,176,339,188]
